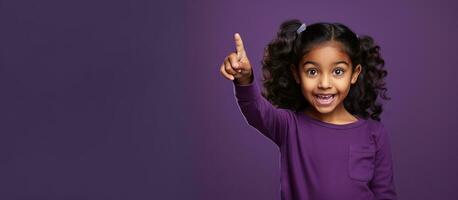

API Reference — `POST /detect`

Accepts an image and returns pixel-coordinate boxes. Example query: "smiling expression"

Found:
[291,41,362,118]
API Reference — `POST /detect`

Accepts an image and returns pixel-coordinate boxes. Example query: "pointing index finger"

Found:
[234,33,245,60]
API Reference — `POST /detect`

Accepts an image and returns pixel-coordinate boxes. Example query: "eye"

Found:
[306,68,318,76]
[333,68,345,76]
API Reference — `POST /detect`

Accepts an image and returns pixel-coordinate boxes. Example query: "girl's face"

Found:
[291,41,362,117]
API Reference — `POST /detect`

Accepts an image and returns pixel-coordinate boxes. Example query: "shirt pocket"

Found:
[348,144,376,182]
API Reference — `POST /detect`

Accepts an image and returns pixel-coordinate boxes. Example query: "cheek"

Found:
[334,79,352,93]
[299,79,317,93]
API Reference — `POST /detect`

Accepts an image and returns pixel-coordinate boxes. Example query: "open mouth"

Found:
[314,94,335,106]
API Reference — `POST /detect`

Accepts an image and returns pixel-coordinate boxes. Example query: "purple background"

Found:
[1,0,457,199]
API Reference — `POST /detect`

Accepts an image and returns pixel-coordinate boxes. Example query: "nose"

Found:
[318,74,332,89]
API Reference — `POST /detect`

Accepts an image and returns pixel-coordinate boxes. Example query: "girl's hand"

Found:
[219,33,253,85]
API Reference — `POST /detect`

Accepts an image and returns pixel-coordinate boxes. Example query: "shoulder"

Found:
[365,119,390,151]
[278,107,297,122]
[368,119,385,131]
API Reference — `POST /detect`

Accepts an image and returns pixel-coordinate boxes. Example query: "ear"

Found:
[290,64,300,84]
[351,64,362,84]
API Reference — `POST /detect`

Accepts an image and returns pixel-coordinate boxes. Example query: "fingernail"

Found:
[230,76,234,80]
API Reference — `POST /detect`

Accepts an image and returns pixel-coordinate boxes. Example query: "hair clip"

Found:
[296,23,306,34]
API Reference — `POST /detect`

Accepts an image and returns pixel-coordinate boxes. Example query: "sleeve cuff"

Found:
[232,73,261,100]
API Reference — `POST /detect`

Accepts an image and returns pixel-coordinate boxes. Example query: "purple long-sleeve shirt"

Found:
[232,76,398,200]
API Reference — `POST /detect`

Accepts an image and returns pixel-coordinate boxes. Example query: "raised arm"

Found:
[220,32,292,147]
[232,72,292,147]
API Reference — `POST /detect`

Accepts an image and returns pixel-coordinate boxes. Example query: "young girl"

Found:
[219,19,397,200]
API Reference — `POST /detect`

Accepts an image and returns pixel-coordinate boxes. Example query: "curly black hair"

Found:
[260,19,390,121]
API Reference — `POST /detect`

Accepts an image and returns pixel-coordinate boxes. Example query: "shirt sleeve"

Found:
[369,123,398,199]
[232,72,292,147]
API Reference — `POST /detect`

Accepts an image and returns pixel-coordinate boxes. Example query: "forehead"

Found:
[300,41,351,65]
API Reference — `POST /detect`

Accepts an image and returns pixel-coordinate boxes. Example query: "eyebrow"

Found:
[303,60,349,67]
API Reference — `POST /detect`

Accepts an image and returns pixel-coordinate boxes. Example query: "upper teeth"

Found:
[318,94,332,97]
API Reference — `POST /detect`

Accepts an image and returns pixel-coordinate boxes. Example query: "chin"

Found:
[314,106,337,114]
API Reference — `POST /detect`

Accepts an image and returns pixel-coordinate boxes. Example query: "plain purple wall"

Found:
[0,0,196,199]
[0,0,457,199]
